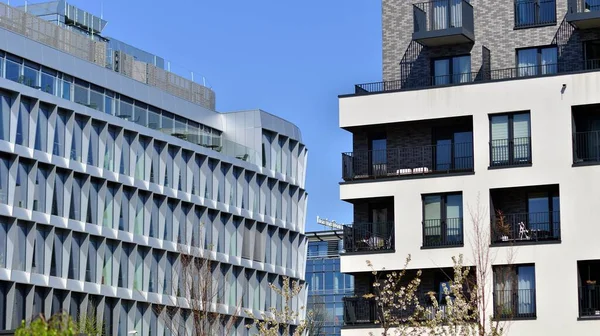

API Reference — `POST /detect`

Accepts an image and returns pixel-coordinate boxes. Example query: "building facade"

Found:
[306,230,354,336]
[0,1,308,335]
[339,0,600,335]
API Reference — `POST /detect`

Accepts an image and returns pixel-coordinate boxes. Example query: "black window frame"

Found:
[514,0,557,29]
[421,192,464,248]
[431,54,472,85]
[515,45,558,76]
[489,111,532,168]
[493,264,537,320]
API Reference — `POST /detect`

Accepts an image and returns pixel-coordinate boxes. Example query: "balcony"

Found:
[567,0,600,29]
[573,104,600,165]
[578,260,600,318]
[342,143,473,181]
[422,218,463,248]
[514,0,557,29]
[489,137,532,168]
[412,0,475,47]
[343,222,395,254]
[490,185,561,245]
[493,288,537,319]
[349,59,600,96]
[343,297,377,325]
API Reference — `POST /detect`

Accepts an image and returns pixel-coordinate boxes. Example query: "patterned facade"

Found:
[0,2,308,335]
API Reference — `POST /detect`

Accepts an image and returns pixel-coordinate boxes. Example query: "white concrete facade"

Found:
[339,72,600,335]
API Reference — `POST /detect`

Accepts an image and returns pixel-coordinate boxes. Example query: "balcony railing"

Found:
[412,0,475,46]
[343,222,395,253]
[422,218,464,248]
[350,60,600,96]
[579,284,600,318]
[343,294,458,326]
[573,130,600,164]
[514,0,557,28]
[489,137,532,167]
[343,297,377,325]
[342,142,473,181]
[491,211,561,244]
[493,289,536,319]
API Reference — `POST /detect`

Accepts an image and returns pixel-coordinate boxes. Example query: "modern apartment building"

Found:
[0,1,308,335]
[339,0,600,335]
[306,230,354,336]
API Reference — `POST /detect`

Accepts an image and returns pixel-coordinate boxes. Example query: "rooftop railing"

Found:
[350,60,600,96]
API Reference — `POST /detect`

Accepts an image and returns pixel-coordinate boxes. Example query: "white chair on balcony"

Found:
[518,222,530,240]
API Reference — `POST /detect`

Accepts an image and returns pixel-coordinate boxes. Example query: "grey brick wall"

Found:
[382,0,600,83]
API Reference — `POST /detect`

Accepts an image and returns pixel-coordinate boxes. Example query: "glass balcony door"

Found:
[431,0,463,30]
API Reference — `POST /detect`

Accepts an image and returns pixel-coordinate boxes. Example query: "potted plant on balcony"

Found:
[495,210,510,242]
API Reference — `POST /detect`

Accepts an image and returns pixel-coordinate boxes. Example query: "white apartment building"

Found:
[339,0,600,335]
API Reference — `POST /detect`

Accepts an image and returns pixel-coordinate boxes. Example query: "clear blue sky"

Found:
[13,0,383,232]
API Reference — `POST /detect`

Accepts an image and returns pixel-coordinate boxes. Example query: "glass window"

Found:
[61,77,72,101]
[0,219,7,269]
[134,104,147,127]
[433,55,471,85]
[105,91,114,115]
[89,85,104,112]
[515,0,556,28]
[23,65,39,88]
[74,83,89,106]
[494,265,536,318]
[161,112,174,135]
[118,99,134,121]
[5,58,21,82]
[15,160,31,209]
[148,108,160,130]
[41,69,56,95]
[423,193,463,247]
[33,164,49,213]
[490,112,531,166]
[518,46,557,76]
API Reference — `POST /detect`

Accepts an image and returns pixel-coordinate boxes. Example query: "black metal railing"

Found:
[579,284,600,317]
[422,218,464,248]
[343,293,461,326]
[514,0,556,28]
[569,0,600,13]
[573,130,600,163]
[490,137,532,167]
[352,59,600,95]
[491,211,561,244]
[343,297,377,325]
[343,222,395,253]
[342,142,473,181]
[413,0,474,33]
[494,288,537,319]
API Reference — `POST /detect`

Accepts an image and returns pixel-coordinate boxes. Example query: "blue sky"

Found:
[12,0,383,232]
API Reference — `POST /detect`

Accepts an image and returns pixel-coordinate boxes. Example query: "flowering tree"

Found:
[245,276,311,336]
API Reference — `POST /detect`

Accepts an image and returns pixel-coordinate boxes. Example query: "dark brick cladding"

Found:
[382,0,600,82]
[490,185,559,215]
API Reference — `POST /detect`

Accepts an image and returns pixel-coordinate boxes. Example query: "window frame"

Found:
[488,111,532,167]
[515,45,558,76]
[430,54,472,85]
[421,192,464,248]
[513,0,557,29]
[493,264,537,319]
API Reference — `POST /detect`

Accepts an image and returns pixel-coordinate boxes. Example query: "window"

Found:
[430,0,464,30]
[585,40,600,70]
[494,265,536,319]
[514,0,556,28]
[422,193,463,247]
[527,191,560,238]
[0,92,10,141]
[517,46,557,76]
[578,260,600,318]
[432,55,471,85]
[490,112,531,167]
[369,136,387,176]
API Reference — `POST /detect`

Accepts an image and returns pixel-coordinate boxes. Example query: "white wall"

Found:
[339,72,600,335]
